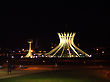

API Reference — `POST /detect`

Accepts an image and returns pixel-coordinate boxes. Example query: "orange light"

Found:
[43,51,46,53]
[39,51,42,53]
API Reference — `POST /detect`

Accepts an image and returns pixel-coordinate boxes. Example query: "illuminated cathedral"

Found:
[46,33,90,58]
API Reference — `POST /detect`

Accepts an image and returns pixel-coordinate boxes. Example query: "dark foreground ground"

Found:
[0,65,110,82]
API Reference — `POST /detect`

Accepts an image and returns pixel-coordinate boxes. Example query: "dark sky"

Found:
[0,4,110,49]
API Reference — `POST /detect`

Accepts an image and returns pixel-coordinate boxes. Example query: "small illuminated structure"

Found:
[46,32,90,57]
[25,40,34,58]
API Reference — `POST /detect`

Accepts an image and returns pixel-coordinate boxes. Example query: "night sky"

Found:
[0,5,110,50]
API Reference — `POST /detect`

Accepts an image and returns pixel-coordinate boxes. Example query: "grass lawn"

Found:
[0,69,110,82]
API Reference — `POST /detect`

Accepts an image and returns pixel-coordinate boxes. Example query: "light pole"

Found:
[7,53,11,75]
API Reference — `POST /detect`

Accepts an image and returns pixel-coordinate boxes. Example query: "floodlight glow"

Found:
[46,32,90,58]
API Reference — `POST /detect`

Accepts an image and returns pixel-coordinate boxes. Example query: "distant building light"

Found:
[89,55,92,57]
[11,56,14,58]
[42,55,44,57]
[33,56,36,58]
[43,51,46,53]
[96,49,99,51]
[6,61,8,63]
[35,56,38,58]
[19,51,21,53]
[31,50,33,52]
[51,56,53,58]
[39,51,41,53]
[22,49,24,51]
[102,51,104,54]
[43,61,45,63]
[79,54,82,55]
[21,56,23,58]
[72,55,74,57]
[13,51,15,53]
